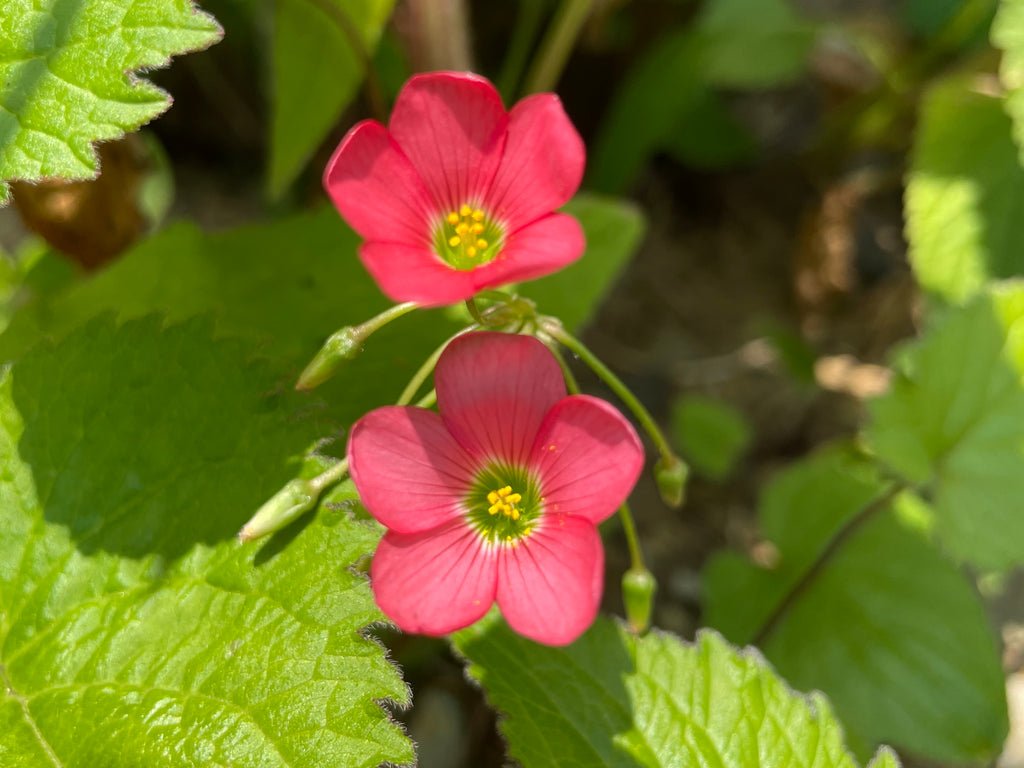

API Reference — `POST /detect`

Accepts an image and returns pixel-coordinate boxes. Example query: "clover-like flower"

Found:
[348,332,643,645]
[324,71,585,306]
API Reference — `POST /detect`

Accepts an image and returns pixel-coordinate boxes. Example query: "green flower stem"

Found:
[466,297,485,325]
[397,324,480,406]
[541,320,677,466]
[497,0,547,100]
[521,0,594,94]
[415,388,437,409]
[308,457,351,496]
[545,339,582,395]
[297,302,419,390]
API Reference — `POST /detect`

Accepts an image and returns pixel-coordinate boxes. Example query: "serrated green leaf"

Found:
[869,282,1024,568]
[0,0,222,199]
[671,394,751,480]
[526,194,645,331]
[995,0,1024,155]
[454,613,898,768]
[269,0,396,198]
[0,315,412,766]
[704,448,1008,763]
[905,75,1024,302]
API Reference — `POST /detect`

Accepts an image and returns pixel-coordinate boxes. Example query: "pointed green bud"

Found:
[296,327,362,390]
[238,478,315,542]
[622,567,657,635]
[654,453,689,508]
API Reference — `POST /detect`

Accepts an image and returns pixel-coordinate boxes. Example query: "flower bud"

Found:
[238,478,315,541]
[622,567,657,635]
[296,327,362,390]
[654,453,689,508]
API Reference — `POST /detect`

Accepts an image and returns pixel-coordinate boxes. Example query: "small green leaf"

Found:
[0,316,412,766]
[0,0,222,200]
[905,75,1024,302]
[693,0,818,89]
[454,613,899,768]
[869,282,1024,568]
[704,448,1008,763]
[671,394,751,480]
[527,194,646,331]
[269,0,396,198]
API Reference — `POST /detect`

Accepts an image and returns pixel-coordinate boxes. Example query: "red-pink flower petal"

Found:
[470,213,585,290]
[435,332,566,466]
[496,515,603,645]
[389,72,507,214]
[485,94,585,231]
[531,395,644,524]
[323,120,434,246]
[348,406,475,534]
[357,241,480,306]
[372,521,498,636]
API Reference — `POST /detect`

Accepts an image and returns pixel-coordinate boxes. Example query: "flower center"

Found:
[467,465,541,545]
[435,204,504,271]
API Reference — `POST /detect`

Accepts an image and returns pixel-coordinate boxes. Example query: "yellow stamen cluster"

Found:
[487,485,523,519]
[446,205,488,258]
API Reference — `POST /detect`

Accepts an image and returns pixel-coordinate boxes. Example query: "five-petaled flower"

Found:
[324,71,586,307]
[348,332,644,645]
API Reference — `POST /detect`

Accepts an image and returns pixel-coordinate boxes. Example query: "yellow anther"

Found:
[472,209,484,221]
[487,491,500,504]
[456,223,470,236]
[488,503,502,515]
[476,239,488,249]
[466,246,478,258]
[499,486,512,496]
[472,223,485,234]
[511,509,520,520]
[460,204,472,217]
[449,236,461,247]
[507,493,522,504]
[447,212,460,225]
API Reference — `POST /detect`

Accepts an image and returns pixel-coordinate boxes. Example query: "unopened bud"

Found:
[654,453,689,508]
[622,567,657,635]
[238,479,315,542]
[296,327,362,390]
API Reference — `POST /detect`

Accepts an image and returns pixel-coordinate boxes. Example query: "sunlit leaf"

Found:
[0,0,221,201]
[454,613,900,768]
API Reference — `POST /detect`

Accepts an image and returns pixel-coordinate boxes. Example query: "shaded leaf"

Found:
[269,0,396,198]
[704,448,1008,763]
[671,394,751,480]
[0,316,412,766]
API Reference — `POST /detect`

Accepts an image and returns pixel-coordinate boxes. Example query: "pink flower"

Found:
[323,71,586,307]
[348,332,644,645]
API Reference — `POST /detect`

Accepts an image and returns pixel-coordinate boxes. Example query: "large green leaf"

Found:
[0,0,221,202]
[905,75,1024,303]
[454,613,899,768]
[269,0,396,198]
[0,315,412,766]
[704,448,1007,763]
[0,208,461,427]
[671,394,751,480]
[869,282,1024,568]
[527,194,646,332]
